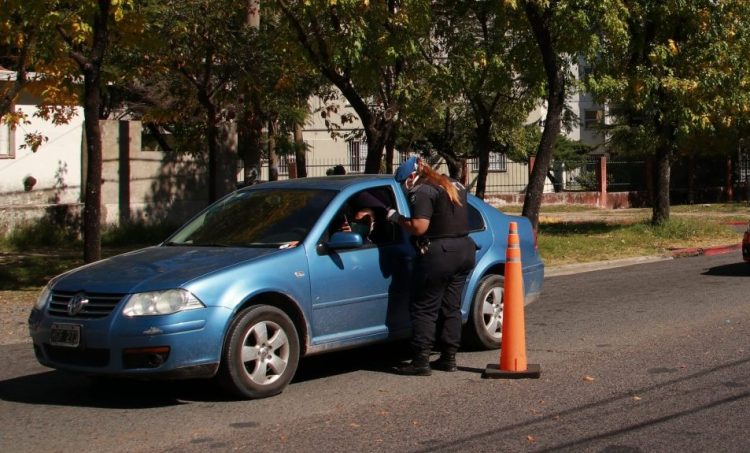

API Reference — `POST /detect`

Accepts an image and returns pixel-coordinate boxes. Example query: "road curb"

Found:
[669,243,741,258]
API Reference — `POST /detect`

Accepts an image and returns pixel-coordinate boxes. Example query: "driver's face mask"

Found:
[350,215,373,238]
[351,220,372,238]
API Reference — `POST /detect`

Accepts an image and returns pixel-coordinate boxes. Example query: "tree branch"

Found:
[0,28,33,116]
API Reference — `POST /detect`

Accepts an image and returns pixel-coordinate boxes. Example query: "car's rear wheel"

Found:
[463,274,504,350]
[219,305,300,399]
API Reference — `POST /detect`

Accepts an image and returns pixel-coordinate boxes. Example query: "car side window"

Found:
[325,187,401,247]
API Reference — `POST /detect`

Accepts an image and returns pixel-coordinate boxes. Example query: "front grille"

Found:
[47,291,124,319]
[44,344,110,367]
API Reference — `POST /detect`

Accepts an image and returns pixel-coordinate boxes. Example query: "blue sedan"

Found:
[28,175,544,398]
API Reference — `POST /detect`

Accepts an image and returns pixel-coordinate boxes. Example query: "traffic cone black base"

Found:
[482,363,541,379]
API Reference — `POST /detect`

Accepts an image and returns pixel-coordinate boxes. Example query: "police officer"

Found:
[387,156,476,376]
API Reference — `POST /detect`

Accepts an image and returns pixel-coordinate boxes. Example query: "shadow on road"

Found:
[292,340,412,383]
[0,341,415,408]
[0,370,224,408]
[702,262,750,277]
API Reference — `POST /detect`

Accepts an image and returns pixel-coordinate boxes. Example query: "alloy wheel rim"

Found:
[241,320,290,385]
[482,286,503,340]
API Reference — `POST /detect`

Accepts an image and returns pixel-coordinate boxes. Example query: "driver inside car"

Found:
[339,208,376,243]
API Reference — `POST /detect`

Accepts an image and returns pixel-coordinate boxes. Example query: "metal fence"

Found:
[260,157,534,194]
[258,155,740,198]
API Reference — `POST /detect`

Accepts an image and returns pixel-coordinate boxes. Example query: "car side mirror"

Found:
[320,231,364,252]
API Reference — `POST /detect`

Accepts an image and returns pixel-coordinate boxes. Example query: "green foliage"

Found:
[276,0,435,172]
[581,0,750,223]
[0,252,81,290]
[569,167,612,192]
[1,216,180,251]
[587,0,750,155]
[3,221,79,250]
[101,221,177,247]
[553,135,593,166]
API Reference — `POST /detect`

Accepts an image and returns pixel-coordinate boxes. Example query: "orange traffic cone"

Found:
[483,222,541,379]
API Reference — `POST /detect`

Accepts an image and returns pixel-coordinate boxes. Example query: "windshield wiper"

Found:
[164,241,231,247]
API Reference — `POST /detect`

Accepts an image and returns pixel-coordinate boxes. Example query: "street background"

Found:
[1,251,748,452]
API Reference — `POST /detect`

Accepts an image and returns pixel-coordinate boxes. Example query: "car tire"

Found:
[218,305,300,399]
[463,274,504,350]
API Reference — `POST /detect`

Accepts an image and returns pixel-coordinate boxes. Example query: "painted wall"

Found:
[99,120,207,225]
[0,91,83,204]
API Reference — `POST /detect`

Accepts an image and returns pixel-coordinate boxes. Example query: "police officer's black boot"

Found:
[430,352,457,372]
[393,353,432,376]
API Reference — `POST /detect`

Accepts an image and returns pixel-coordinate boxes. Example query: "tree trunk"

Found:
[82,80,104,263]
[239,110,263,184]
[521,0,565,231]
[203,97,220,202]
[294,123,307,178]
[434,106,463,181]
[651,142,672,225]
[650,115,677,225]
[268,119,279,181]
[77,0,111,263]
[364,126,387,174]
[218,120,237,196]
[474,120,492,200]
[440,153,463,181]
[385,130,396,174]
[235,0,262,185]
[0,31,31,117]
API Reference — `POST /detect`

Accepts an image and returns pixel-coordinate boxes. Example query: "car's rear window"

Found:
[468,205,485,232]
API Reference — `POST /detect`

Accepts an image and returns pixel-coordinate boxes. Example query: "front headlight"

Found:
[122,289,205,317]
[34,285,52,311]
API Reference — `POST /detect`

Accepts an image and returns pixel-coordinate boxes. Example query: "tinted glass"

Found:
[468,205,485,231]
[167,188,336,247]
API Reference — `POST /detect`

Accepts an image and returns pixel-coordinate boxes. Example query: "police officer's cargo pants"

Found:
[410,236,476,356]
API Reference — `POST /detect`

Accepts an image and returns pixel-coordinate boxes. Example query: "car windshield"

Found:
[166,188,336,248]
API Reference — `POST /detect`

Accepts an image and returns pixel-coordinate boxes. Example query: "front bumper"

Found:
[28,305,232,379]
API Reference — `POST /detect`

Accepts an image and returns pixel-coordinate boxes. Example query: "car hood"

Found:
[52,246,284,294]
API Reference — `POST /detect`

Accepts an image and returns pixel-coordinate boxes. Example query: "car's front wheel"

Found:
[219,305,300,399]
[463,274,504,350]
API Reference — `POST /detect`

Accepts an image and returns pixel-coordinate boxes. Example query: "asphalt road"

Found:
[1,253,748,452]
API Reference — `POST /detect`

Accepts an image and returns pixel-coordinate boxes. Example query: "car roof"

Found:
[239,174,395,192]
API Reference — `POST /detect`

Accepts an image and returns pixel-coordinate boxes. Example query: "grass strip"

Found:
[538,217,741,266]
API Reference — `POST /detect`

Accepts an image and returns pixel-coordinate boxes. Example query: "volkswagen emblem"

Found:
[67,293,89,316]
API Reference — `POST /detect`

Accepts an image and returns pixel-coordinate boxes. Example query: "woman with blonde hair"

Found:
[387,156,476,375]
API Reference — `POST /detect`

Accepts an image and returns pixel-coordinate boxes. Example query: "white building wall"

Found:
[302,94,362,162]
[0,91,83,203]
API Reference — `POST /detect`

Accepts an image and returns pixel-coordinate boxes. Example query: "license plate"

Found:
[50,323,81,348]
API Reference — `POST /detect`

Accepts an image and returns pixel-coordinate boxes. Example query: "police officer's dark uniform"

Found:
[394,164,476,376]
